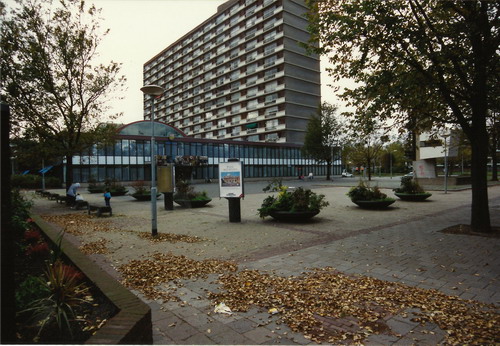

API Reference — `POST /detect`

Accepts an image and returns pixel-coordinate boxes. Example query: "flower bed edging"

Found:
[30,214,152,345]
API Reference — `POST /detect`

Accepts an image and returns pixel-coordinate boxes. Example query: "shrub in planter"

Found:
[393,176,432,201]
[130,181,160,201]
[173,180,211,207]
[347,181,395,209]
[258,180,329,220]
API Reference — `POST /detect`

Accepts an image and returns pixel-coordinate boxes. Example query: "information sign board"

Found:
[219,160,244,198]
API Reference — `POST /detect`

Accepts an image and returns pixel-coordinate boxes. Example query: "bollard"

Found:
[227,197,241,222]
[163,192,174,210]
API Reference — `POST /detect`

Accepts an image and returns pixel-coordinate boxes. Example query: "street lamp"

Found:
[141,84,164,236]
[390,150,397,179]
[443,133,450,194]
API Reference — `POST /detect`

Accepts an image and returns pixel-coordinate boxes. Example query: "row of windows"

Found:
[72,163,341,183]
[144,0,282,76]
[146,47,284,118]
[83,139,304,160]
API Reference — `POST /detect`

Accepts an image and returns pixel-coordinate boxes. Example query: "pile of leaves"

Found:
[41,214,119,235]
[208,268,499,344]
[137,232,203,243]
[79,239,109,255]
[118,253,237,301]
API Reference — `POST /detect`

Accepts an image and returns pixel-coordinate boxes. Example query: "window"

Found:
[232,126,241,135]
[246,51,257,62]
[266,119,278,129]
[246,5,256,17]
[264,43,277,56]
[230,49,238,59]
[230,71,238,81]
[218,119,226,128]
[230,92,241,102]
[265,93,278,104]
[263,6,275,19]
[265,106,279,116]
[231,104,241,114]
[245,28,257,39]
[265,81,278,93]
[231,115,241,124]
[264,55,277,67]
[247,99,258,109]
[216,56,225,65]
[247,87,258,97]
[264,67,277,80]
[264,30,276,43]
[247,111,258,119]
[247,75,258,85]
[246,62,257,74]
[231,81,240,91]
[246,39,257,51]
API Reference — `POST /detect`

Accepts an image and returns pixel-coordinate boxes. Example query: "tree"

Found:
[342,116,388,181]
[302,102,343,180]
[305,0,499,232]
[1,0,126,188]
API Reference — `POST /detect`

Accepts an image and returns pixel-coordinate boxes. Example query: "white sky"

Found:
[6,0,343,124]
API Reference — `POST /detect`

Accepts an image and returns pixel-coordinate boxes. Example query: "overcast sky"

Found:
[8,0,343,124]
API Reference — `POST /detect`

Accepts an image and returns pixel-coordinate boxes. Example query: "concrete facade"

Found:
[143,0,320,145]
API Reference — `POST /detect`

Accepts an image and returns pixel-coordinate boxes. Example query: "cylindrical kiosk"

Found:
[157,161,175,210]
[219,158,244,223]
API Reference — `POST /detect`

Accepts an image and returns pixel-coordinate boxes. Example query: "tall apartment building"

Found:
[143,0,320,144]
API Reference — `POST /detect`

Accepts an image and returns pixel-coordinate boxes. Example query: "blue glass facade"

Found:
[71,121,341,182]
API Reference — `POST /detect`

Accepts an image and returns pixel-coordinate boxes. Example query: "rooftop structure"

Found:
[143,0,320,144]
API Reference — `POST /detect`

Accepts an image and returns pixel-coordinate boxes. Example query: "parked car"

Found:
[341,170,354,178]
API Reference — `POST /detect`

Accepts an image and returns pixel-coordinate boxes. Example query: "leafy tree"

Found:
[305,0,499,232]
[342,116,388,181]
[302,102,343,180]
[1,0,126,189]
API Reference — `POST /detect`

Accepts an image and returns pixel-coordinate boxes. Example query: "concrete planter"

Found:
[394,192,432,201]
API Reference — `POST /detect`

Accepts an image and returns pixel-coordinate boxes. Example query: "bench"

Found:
[35,189,44,195]
[88,205,112,217]
[47,193,60,200]
[73,200,89,210]
[41,191,52,198]
[56,195,68,204]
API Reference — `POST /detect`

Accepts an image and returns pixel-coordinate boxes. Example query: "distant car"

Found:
[341,170,353,178]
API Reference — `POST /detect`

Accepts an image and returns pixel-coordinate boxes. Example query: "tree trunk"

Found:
[491,130,498,181]
[470,127,491,233]
[65,155,73,190]
[326,160,331,180]
[1,103,16,344]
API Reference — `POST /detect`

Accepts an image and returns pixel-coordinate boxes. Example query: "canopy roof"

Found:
[117,120,186,138]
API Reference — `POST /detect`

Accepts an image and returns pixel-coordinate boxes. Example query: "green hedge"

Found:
[11,174,62,189]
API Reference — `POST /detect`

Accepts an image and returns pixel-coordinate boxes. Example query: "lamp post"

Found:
[141,84,164,236]
[443,134,450,194]
[389,150,396,179]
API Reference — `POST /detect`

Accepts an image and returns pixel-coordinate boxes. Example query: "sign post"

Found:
[157,156,175,210]
[219,158,244,223]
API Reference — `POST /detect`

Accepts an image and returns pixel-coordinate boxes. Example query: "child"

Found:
[104,190,111,207]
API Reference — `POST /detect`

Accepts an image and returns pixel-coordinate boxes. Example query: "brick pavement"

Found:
[31,181,500,344]
[145,190,500,345]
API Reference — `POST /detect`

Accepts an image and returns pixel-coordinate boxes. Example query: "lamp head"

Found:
[141,85,164,96]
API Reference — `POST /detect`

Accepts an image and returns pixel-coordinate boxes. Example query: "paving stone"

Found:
[209,328,255,344]
[227,318,258,334]
[244,326,278,344]
[162,321,200,342]
[178,332,216,345]
[386,317,416,336]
